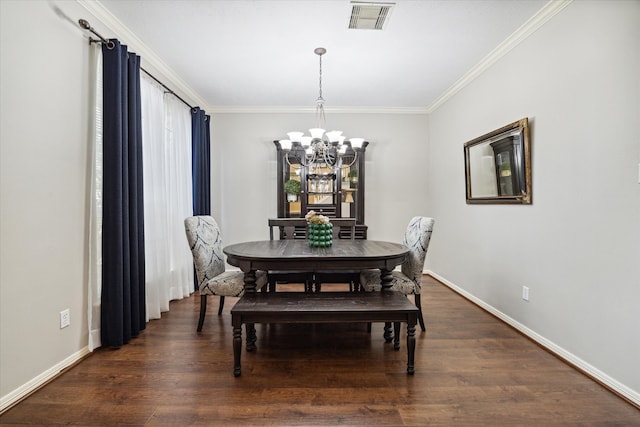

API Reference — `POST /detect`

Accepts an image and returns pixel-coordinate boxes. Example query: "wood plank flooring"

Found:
[1,276,638,425]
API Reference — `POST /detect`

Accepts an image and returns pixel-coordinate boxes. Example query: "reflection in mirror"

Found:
[464,118,531,204]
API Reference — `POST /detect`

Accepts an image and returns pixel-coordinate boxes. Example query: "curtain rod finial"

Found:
[78,19,90,30]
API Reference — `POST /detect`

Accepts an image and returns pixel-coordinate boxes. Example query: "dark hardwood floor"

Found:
[1,276,638,425]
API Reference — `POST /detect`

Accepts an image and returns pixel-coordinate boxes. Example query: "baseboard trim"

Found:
[0,346,91,414]
[425,270,640,409]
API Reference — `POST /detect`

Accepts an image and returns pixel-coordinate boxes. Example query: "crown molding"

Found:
[426,0,573,113]
[206,106,430,115]
[76,0,208,110]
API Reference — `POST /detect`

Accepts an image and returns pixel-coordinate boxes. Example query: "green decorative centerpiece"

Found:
[305,210,333,247]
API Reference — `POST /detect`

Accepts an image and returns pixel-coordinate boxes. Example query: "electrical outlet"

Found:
[522,286,530,302]
[60,309,70,329]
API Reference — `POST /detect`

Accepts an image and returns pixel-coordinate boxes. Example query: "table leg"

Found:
[242,270,258,352]
[243,270,258,293]
[233,325,242,377]
[380,268,393,291]
[407,320,416,375]
[384,322,393,342]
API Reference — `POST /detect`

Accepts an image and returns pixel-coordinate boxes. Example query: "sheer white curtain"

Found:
[140,75,193,320]
[88,44,103,351]
[163,95,194,302]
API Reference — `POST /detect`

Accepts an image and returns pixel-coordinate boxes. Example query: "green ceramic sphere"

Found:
[308,222,332,247]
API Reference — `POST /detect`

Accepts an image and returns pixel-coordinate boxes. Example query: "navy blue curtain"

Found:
[191,108,211,216]
[101,39,146,347]
[191,108,210,291]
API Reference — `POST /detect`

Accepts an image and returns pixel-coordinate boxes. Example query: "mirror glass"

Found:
[464,118,531,204]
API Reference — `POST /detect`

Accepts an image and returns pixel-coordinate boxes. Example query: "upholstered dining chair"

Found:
[184,215,267,331]
[359,216,435,331]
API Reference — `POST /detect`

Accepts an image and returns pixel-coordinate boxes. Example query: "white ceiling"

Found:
[96,0,549,111]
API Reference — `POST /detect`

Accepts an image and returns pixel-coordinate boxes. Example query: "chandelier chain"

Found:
[316,50,325,129]
[280,47,362,170]
[318,52,323,102]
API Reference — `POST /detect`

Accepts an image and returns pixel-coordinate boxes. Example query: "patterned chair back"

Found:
[184,216,225,290]
[400,216,435,291]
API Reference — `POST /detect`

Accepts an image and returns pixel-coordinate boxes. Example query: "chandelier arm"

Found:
[323,150,331,166]
[306,148,317,166]
[283,153,296,168]
[328,148,338,166]
[284,151,308,168]
[341,151,358,168]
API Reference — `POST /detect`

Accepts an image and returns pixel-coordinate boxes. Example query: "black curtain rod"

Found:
[139,68,195,111]
[78,18,197,111]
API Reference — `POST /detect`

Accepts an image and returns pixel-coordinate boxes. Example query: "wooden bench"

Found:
[230,291,419,376]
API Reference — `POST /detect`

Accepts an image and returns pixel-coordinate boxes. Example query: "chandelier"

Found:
[278,47,365,168]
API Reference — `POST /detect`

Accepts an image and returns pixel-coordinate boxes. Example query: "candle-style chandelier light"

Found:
[278,47,365,168]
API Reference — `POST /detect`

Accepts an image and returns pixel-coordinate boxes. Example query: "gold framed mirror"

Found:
[464,118,531,204]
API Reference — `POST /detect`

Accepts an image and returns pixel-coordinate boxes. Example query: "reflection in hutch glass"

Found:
[464,118,531,204]
[284,161,302,217]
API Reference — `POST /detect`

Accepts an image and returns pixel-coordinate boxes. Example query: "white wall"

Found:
[210,112,430,246]
[0,0,92,400]
[427,0,639,398]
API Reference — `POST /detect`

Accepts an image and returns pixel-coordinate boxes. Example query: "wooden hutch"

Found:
[274,140,368,239]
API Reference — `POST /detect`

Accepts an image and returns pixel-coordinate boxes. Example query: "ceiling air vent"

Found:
[349,2,394,30]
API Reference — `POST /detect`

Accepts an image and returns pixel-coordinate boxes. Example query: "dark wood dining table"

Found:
[223,239,409,292]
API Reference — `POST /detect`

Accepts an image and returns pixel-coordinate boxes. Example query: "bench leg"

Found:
[407,322,416,375]
[246,323,256,352]
[233,325,242,377]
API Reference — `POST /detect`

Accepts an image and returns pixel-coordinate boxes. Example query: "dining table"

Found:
[223,239,409,292]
